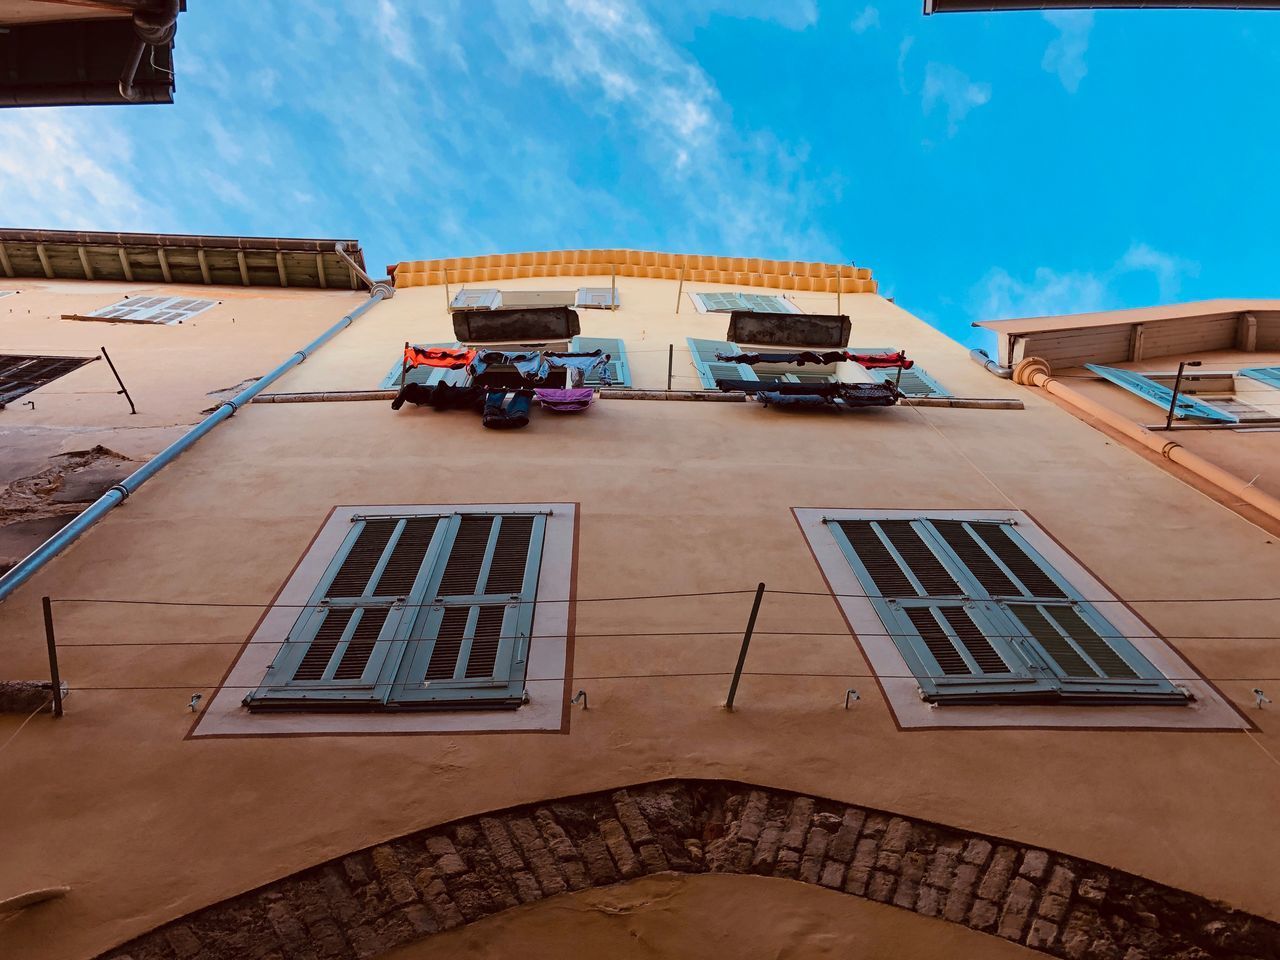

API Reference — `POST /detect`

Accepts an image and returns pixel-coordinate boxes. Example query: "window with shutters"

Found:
[794,508,1243,730]
[687,338,839,390]
[200,504,576,736]
[0,353,95,406]
[1085,364,1280,423]
[851,347,949,397]
[575,288,620,309]
[571,335,630,387]
[73,295,216,325]
[692,292,800,315]
[380,342,472,390]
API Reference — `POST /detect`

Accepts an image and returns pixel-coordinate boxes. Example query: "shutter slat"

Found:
[941,607,1011,674]
[933,521,1021,596]
[328,521,397,597]
[425,608,469,679]
[1044,606,1137,679]
[293,609,354,680]
[836,520,916,597]
[906,608,970,675]
[370,518,439,595]
[1008,604,1095,677]
[439,516,494,595]
[463,606,506,678]
[878,522,961,596]
[333,608,391,680]
[484,517,533,594]
[969,525,1066,599]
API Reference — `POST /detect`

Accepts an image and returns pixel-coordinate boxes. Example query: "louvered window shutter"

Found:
[687,337,758,390]
[381,342,469,389]
[868,366,949,397]
[695,292,747,313]
[1085,364,1238,423]
[392,513,546,708]
[89,296,214,324]
[571,336,629,386]
[575,288,619,309]
[1240,367,1280,390]
[739,293,793,313]
[451,288,501,310]
[829,517,1184,704]
[0,355,92,405]
[245,517,445,708]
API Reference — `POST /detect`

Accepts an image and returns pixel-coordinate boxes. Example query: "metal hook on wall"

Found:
[571,689,588,710]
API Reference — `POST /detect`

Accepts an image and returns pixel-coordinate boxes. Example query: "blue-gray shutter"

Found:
[88,296,214,324]
[695,292,794,314]
[571,336,629,386]
[1240,367,1280,390]
[245,517,447,709]
[392,513,546,708]
[1085,364,1238,423]
[869,366,949,397]
[380,342,469,389]
[575,288,619,309]
[829,516,1185,704]
[687,337,758,389]
[0,354,93,406]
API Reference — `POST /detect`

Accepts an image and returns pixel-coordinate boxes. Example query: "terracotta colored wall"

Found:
[0,276,1277,960]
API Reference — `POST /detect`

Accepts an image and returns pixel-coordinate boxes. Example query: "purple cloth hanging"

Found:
[535,388,595,413]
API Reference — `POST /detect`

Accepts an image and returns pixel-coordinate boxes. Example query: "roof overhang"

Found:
[973,299,1280,368]
[924,1,1280,11]
[0,2,187,107]
[0,228,368,290]
[725,311,852,349]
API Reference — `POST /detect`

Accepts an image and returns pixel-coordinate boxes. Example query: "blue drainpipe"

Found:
[0,278,395,605]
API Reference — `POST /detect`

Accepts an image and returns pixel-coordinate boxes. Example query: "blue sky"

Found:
[1,1,1278,347]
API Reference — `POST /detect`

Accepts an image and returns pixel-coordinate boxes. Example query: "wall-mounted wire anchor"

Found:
[22,400,34,409]
[844,688,860,709]
[188,693,202,713]
[570,689,587,710]
[1254,688,1272,709]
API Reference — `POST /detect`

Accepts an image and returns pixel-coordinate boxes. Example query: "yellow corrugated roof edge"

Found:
[390,249,877,295]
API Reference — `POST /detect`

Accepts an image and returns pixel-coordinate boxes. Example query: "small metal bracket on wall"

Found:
[844,688,860,709]
[41,596,64,718]
[1254,688,1272,709]
[725,582,765,711]
[571,689,588,710]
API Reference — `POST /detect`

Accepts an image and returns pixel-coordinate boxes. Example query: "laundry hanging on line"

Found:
[391,382,486,412]
[755,383,898,409]
[714,350,913,370]
[482,391,533,429]
[535,388,595,413]
[403,345,477,369]
[542,350,611,385]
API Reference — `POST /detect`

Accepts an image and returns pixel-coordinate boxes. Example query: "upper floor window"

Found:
[450,288,619,311]
[692,291,799,315]
[382,336,630,389]
[1087,364,1280,424]
[76,295,215,325]
[0,353,94,407]
[245,510,547,712]
[687,337,837,390]
[855,347,950,398]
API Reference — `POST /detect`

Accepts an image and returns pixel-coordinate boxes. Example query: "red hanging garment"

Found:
[403,346,476,369]
[847,351,913,370]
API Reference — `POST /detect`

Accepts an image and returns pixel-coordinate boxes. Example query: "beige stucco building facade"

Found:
[1,249,1277,960]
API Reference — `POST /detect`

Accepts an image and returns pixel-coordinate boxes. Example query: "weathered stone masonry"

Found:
[101,781,1279,960]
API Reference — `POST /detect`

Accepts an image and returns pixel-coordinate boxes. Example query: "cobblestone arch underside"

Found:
[101,780,1280,960]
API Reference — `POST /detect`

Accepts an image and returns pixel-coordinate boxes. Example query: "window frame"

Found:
[193,503,577,737]
[0,353,96,406]
[690,291,801,315]
[76,295,216,325]
[794,507,1246,730]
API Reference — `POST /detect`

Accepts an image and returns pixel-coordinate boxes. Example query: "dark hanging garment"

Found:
[715,379,846,395]
[470,351,550,387]
[391,382,485,411]
[715,350,849,366]
[482,391,533,429]
[834,383,898,407]
[756,391,839,409]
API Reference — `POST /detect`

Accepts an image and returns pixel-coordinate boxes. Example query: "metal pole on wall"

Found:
[676,265,685,313]
[99,347,136,415]
[443,265,451,311]
[611,263,617,311]
[725,582,765,711]
[667,344,674,391]
[1165,359,1201,430]
[42,596,63,718]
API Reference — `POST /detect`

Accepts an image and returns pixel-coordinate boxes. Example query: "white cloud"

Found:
[922,62,991,136]
[851,6,880,33]
[974,242,1200,321]
[1116,241,1200,300]
[1042,11,1093,93]
[0,112,156,230]
[897,36,915,93]
[374,0,416,64]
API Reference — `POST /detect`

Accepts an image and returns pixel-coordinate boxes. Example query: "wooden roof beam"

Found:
[237,251,250,287]
[276,251,288,288]
[1238,312,1257,353]
[315,253,327,289]
[77,246,95,281]
[157,247,173,283]
[0,242,13,278]
[118,248,134,282]
[197,249,211,284]
[36,243,54,279]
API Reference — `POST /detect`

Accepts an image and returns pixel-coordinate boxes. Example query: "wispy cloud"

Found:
[922,62,991,136]
[897,36,915,93]
[1042,11,1093,93]
[973,242,1201,320]
[851,6,880,34]
[0,111,157,229]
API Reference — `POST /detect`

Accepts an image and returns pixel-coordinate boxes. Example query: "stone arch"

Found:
[100,780,1278,960]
